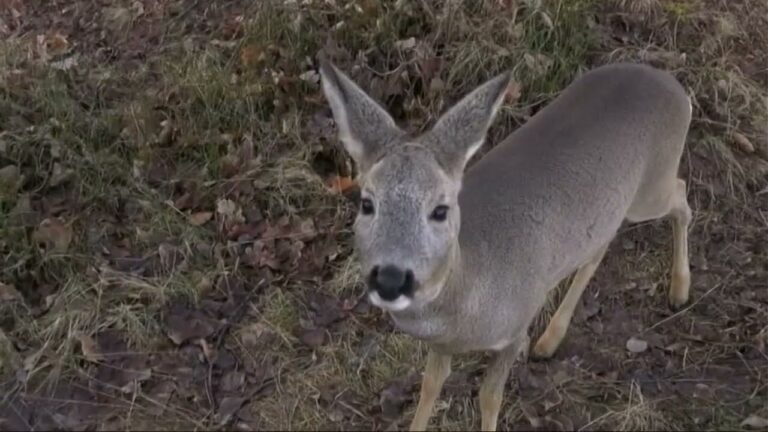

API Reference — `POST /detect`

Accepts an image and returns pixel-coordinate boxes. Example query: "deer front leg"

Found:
[410,349,452,431]
[479,335,529,431]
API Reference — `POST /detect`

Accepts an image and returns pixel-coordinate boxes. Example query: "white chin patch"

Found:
[368,291,412,312]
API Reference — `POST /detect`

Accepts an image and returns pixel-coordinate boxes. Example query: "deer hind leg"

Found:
[533,243,609,359]
[410,350,452,431]
[667,179,692,308]
[625,178,692,309]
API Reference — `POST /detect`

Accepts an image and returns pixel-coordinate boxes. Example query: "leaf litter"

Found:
[3,0,767,430]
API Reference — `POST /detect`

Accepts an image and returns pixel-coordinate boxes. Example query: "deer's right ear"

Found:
[319,58,403,171]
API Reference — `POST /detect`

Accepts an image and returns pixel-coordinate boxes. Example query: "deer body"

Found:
[319,60,692,431]
[391,64,691,354]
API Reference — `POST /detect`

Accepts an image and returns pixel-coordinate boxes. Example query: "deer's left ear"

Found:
[425,72,513,175]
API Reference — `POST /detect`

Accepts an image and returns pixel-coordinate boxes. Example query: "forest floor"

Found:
[1,0,767,430]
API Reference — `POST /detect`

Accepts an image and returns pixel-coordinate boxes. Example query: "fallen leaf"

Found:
[240,44,265,68]
[239,322,275,348]
[732,132,755,153]
[189,211,213,226]
[505,80,523,103]
[626,336,648,353]
[298,328,326,348]
[219,154,241,178]
[32,218,73,253]
[157,243,186,274]
[309,293,347,327]
[45,33,70,56]
[217,199,244,222]
[741,414,768,429]
[76,334,104,363]
[164,307,218,345]
[325,175,356,194]
[0,282,22,302]
[220,371,246,392]
[217,396,248,426]
[120,368,152,393]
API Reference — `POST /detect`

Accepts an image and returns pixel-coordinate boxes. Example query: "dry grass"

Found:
[1,0,767,430]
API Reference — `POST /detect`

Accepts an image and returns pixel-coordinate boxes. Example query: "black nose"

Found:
[369,265,414,301]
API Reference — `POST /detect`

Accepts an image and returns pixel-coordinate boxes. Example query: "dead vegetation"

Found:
[1,0,766,430]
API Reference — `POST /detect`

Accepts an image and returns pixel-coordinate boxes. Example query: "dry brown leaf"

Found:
[217,396,248,426]
[325,175,356,194]
[732,132,755,153]
[32,218,73,253]
[189,211,213,226]
[217,199,244,221]
[217,198,245,235]
[741,414,768,429]
[239,44,265,68]
[220,370,246,392]
[46,33,70,55]
[239,322,275,348]
[76,334,104,363]
[505,80,523,103]
[298,328,326,348]
[165,307,218,345]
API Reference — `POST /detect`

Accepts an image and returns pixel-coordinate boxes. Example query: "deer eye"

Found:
[360,198,375,215]
[430,205,449,222]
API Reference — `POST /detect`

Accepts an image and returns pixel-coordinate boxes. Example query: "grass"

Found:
[1,0,767,430]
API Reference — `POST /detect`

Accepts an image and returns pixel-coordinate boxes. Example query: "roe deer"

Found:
[318,58,693,431]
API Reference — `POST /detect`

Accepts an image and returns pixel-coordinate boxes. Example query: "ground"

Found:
[0,0,767,430]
